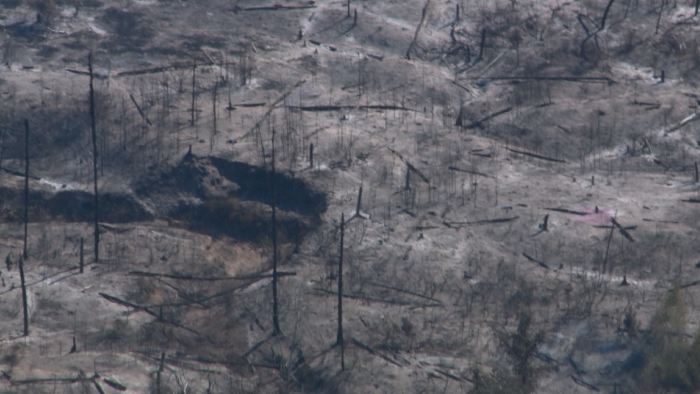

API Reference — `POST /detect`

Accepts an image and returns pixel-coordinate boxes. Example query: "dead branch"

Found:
[611,218,635,242]
[448,166,493,178]
[544,207,587,215]
[366,281,443,305]
[522,252,550,269]
[465,107,513,129]
[128,270,296,282]
[233,3,316,12]
[505,147,567,163]
[242,80,306,140]
[129,94,152,127]
[571,375,600,391]
[387,147,430,184]
[288,104,415,112]
[405,0,432,60]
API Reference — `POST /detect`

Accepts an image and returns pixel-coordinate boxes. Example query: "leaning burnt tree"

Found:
[336,213,345,370]
[271,127,281,336]
[20,119,29,336]
[88,52,100,262]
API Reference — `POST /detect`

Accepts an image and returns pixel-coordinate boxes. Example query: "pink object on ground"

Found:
[573,207,615,225]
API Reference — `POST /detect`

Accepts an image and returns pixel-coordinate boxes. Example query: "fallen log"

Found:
[99,293,203,336]
[387,147,430,184]
[231,102,266,108]
[129,94,152,127]
[445,217,519,227]
[505,147,567,163]
[128,270,296,282]
[243,80,306,140]
[545,207,587,215]
[366,281,443,305]
[570,375,600,392]
[66,68,108,79]
[233,3,316,12]
[664,112,700,136]
[313,288,441,308]
[522,252,549,269]
[288,104,415,112]
[465,75,615,85]
[465,107,513,129]
[448,165,493,178]
[611,218,635,242]
[405,0,432,60]
[351,338,405,367]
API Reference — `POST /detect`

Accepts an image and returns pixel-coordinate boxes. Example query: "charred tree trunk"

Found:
[696,0,699,16]
[212,83,217,135]
[19,255,28,337]
[309,143,314,168]
[20,119,29,337]
[336,213,345,370]
[695,161,698,183]
[79,237,84,274]
[191,61,197,127]
[347,0,351,17]
[23,119,29,259]
[156,352,165,393]
[355,185,363,217]
[88,53,100,263]
[271,128,281,336]
[602,219,614,274]
[478,28,487,60]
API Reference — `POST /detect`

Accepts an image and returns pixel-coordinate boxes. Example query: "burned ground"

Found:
[1,1,700,393]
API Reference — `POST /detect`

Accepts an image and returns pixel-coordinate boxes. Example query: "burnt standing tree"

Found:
[271,127,281,336]
[23,120,29,259]
[88,52,100,262]
[20,119,29,337]
[191,61,197,127]
[336,213,345,370]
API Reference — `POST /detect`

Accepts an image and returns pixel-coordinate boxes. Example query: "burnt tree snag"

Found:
[79,237,84,274]
[336,213,345,370]
[271,128,281,336]
[88,52,100,262]
[191,61,197,126]
[19,255,28,337]
[23,120,29,259]
[406,0,431,60]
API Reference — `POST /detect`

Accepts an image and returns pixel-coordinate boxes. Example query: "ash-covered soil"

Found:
[1,0,700,393]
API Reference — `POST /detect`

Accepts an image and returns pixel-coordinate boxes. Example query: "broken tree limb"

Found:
[545,207,587,215]
[366,281,443,305]
[522,252,550,269]
[611,218,635,242]
[387,147,430,184]
[288,104,415,112]
[448,165,493,178]
[571,375,600,392]
[313,288,441,307]
[242,80,306,140]
[505,147,567,163]
[128,270,296,282]
[99,293,203,337]
[465,107,513,129]
[580,0,616,62]
[405,0,432,60]
[350,338,408,367]
[444,217,519,228]
[233,3,316,12]
[129,94,152,127]
[463,75,615,85]
[663,112,700,135]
